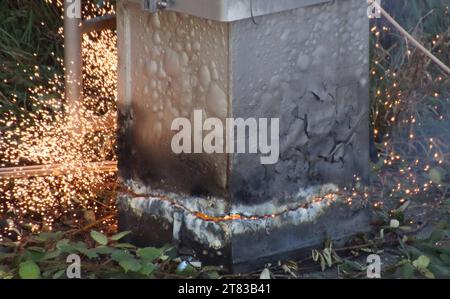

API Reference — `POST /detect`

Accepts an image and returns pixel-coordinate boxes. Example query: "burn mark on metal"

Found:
[116,0,372,272]
[118,183,371,272]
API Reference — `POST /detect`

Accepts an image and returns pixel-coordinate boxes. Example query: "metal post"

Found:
[63,0,117,130]
[64,0,83,105]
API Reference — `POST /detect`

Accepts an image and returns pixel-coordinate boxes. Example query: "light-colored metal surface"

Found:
[130,0,332,22]
[64,0,83,104]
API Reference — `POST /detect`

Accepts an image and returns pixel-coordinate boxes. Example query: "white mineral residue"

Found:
[183,213,231,250]
[124,179,341,248]
[126,179,228,216]
[230,183,339,216]
[126,196,174,223]
[126,179,339,218]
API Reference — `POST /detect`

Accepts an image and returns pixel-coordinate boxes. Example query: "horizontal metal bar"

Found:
[81,14,117,34]
[0,162,118,179]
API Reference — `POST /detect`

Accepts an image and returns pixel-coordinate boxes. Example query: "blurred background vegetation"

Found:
[0,0,63,121]
[370,0,449,145]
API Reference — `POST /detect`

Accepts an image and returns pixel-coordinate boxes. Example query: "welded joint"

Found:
[141,0,168,13]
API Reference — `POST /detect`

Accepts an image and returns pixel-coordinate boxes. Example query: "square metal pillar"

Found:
[117,0,371,272]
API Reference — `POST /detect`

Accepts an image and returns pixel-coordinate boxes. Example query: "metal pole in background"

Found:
[62,0,117,130]
[64,0,83,105]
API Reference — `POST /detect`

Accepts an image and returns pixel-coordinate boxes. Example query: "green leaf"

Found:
[111,250,134,262]
[137,247,162,262]
[56,239,77,253]
[110,231,131,241]
[163,246,178,259]
[119,258,142,273]
[42,250,61,261]
[140,263,157,276]
[401,263,415,279]
[405,245,427,259]
[52,269,66,279]
[114,243,136,249]
[413,255,430,271]
[58,241,97,259]
[417,243,450,256]
[343,259,364,272]
[176,262,198,277]
[77,248,98,259]
[428,229,444,243]
[422,269,435,279]
[204,271,220,279]
[429,264,450,277]
[429,168,442,184]
[202,267,222,279]
[90,230,108,246]
[439,254,450,266]
[19,260,40,279]
[23,250,46,262]
[92,246,116,255]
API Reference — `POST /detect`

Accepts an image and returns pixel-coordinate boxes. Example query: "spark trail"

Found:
[0,0,118,240]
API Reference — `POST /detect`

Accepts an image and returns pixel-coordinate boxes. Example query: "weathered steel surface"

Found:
[117,0,371,272]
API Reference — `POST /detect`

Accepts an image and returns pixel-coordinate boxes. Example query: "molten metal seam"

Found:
[121,186,342,223]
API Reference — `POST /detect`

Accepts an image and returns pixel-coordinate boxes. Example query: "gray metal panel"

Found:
[126,0,333,22]
[229,0,370,204]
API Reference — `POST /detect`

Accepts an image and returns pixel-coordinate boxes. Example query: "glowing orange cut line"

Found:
[122,187,341,223]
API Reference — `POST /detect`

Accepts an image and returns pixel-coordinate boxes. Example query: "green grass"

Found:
[0,0,63,123]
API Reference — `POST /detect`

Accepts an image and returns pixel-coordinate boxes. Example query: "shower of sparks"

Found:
[369,11,450,215]
[0,0,118,241]
[0,2,449,242]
